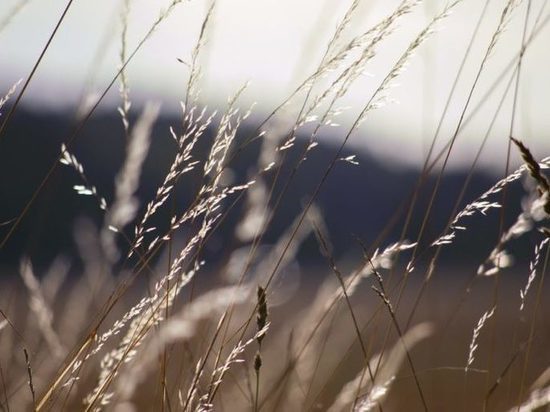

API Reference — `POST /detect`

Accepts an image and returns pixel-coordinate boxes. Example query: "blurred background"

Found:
[1,0,550,168]
[1,2,550,410]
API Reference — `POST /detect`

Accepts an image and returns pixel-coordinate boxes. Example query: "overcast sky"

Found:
[1,0,549,170]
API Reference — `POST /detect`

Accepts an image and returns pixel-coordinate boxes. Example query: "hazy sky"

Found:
[1,0,549,170]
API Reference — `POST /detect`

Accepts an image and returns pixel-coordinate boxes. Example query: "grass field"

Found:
[1,0,550,411]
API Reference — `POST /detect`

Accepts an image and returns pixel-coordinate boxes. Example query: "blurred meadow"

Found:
[1,0,550,411]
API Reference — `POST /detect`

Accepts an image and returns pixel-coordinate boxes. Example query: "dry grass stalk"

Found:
[327,323,433,412]
[3,1,550,411]
[23,348,36,410]
[371,271,428,411]
[254,286,267,412]
[313,221,372,378]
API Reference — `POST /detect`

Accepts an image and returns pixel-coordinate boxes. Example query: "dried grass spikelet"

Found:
[520,234,550,311]
[142,0,192,47]
[436,150,550,271]
[0,79,22,112]
[19,258,65,359]
[203,84,251,184]
[198,324,270,410]
[184,1,216,105]
[84,198,228,407]
[466,307,495,372]
[253,286,268,411]
[112,285,250,408]
[305,0,422,119]
[254,351,262,375]
[353,377,395,412]
[343,241,416,300]
[486,0,524,59]
[81,257,205,408]
[279,241,417,409]
[147,179,254,259]
[356,0,463,128]
[312,0,421,90]
[131,104,214,255]
[84,261,206,409]
[326,0,361,58]
[60,143,107,210]
[475,139,550,276]
[102,102,160,262]
[511,137,550,215]
[118,0,132,138]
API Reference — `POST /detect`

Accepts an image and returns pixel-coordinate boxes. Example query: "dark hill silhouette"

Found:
[0,107,528,272]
